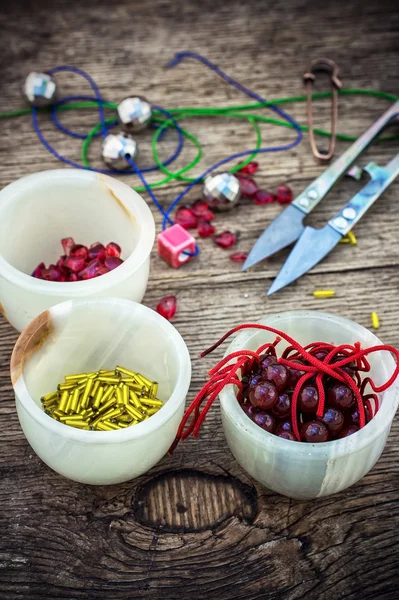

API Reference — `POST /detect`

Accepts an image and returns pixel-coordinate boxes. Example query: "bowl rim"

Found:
[219,310,399,458]
[0,169,155,295]
[11,297,192,444]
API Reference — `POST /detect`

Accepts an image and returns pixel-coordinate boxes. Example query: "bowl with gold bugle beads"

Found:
[10,297,191,484]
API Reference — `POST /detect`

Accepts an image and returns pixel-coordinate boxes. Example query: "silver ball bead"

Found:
[24,72,57,107]
[101,133,138,170]
[203,172,241,212]
[117,96,152,132]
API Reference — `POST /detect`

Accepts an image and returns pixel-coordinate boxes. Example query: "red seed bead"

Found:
[238,161,259,175]
[156,296,177,320]
[338,425,359,438]
[88,243,106,262]
[328,383,355,411]
[249,381,278,410]
[104,256,123,271]
[272,393,291,418]
[253,411,276,433]
[56,255,66,270]
[278,430,297,441]
[321,407,345,434]
[298,385,319,413]
[61,237,75,256]
[197,219,215,238]
[276,185,293,205]
[175,207,198,230]
[237,175,258,199]
[229,252,248,262]
[105,242,122,258]
[265,363,289,391]
[214,231,236,249]
[70,244,89,260]
[254,190,276,205]
[191,200,215,221]
[32,262,45,278]
[300,421,329,443]
[64,256,87,272]
[69,273,78,282]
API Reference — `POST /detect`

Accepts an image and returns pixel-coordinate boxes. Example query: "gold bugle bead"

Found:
[101,407,123,421]
[81,378,94,409]
[98,397,116,414]
[65,373,87,381]
[58,390,70,412]
[122,385,129,406]
[57,382,75,391]
[64,419,90,429]
[69,387,80,413]
[101,420,120,430]
[80,408,94,418]
[52,409,65,419]
[150,383,158,398]
[115,366,137,378]
[59,414,89,422]
[129,390,142,410]
[65,392,75,415]
[41,391,59,402]
[125,404,143,421]
[95,421,115,431]
[98,370,115,376]
[97,376,120,383]
[100,385,115,404]
[115,388,124,406]
[116,421,130,428]
[140,398,162,408]
[118,414,133,423]
[146,407,160,416]
[92,386,104,410]
[91,379,101,397]
[136,373,153,388]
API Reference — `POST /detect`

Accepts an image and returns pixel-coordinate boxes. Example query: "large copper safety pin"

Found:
[304,58,342,163]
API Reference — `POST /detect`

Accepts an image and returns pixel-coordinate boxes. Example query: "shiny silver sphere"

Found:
[203,172,241,212]
[117,96,152,132]
[101,133,138,170]
[24,72,57,107]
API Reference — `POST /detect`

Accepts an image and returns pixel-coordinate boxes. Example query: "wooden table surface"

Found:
[0,0,398,598]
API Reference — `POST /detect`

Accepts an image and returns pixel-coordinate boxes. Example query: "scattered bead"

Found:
[229,252,248,262]
[175,207,198,229]
[214,231,236,249]
[276,185,293,205]
[254,190,276,205]
[236,175,258,199]
[313,290,335,298]
[237,161,259,175]
[191,200,215,221]
[371,311,380,329]
[197,219,215,238]
[156,296,177,320]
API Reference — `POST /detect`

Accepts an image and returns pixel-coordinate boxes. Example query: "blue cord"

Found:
[160,51,303,228]
[47,66,109,138]
[33,96,186,174]
[51,95,116,139]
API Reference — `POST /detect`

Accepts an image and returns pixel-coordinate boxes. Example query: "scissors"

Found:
[243,101,399,294]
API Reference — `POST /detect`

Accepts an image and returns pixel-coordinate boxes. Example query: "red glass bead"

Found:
[105,242,122,258]
[238,161,259,175]
[214,231,236,249]
[61,237,75,256]
[69,273,78,282]
[236,175,258,199]
[229,252,248,262]
[338,425,359,438]
[191,200,215,221]
[241,403,258,418]
[321,407,345,434]
[253,411,276,433]
[298,385,319,413]
[249,381,278,410]
[300,421,329,443]
[275,419,293,435]
[41,265,61,282]
[260,354,277,372]
[272,393,291,418]
[254,190,276,205]
[197,219,215,238]
[70,244,89,260]
[156,296,177,320]
[175,207,198,230]
[78,259,102,280]
[104,256,123,271]
[64,256,87,272]
[56,255,66,270]
[264,363,288,391]
[286,360,306,387]
[276,185,293,205]
[32,262,45,278]
[88,243,106,262]
[328,384,355,411]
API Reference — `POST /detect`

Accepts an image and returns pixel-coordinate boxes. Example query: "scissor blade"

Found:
[267,224,342,295]
[242,204,306,270]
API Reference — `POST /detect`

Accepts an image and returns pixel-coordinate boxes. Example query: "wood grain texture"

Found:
[0,0,398,598]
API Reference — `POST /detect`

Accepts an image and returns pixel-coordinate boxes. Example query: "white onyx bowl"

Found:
[0,169,155,331]
[11,298,191,485]
[219,311,399,500]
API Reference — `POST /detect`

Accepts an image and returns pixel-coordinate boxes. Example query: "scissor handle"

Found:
[328,154,399,236]
[292,100,399,216]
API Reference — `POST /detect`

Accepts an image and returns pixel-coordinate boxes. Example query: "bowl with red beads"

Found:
[218,311,399,500]
[0,169,155,331]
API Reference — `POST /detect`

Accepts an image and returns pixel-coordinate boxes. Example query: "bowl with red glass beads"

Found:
[0,169,155,331]
[218,311,399,500]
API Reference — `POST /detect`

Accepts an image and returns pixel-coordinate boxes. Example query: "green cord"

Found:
[151,111,263,182]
